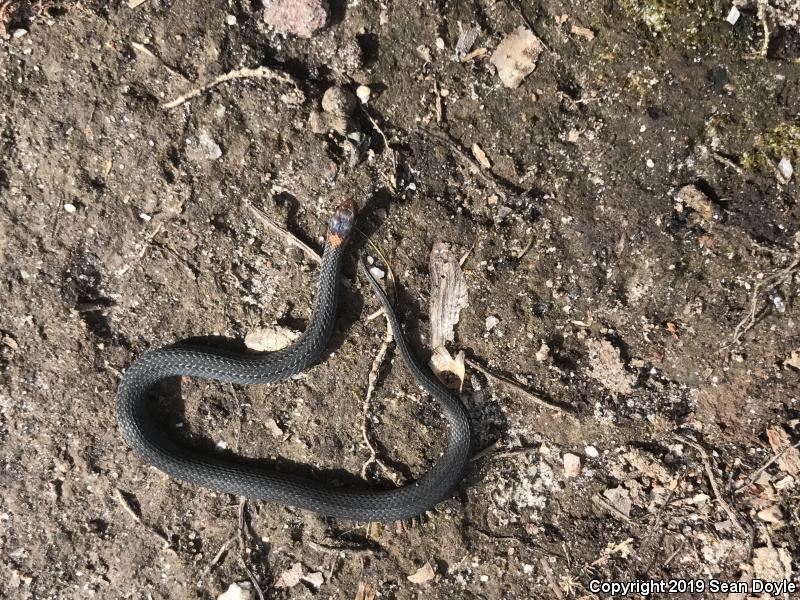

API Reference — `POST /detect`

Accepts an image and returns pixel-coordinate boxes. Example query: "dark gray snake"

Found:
[117,202,473,522]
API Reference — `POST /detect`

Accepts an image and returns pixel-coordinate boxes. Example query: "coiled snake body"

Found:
[117,202,473,522]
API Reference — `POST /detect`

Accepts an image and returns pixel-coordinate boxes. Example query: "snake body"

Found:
[117,202,473,522]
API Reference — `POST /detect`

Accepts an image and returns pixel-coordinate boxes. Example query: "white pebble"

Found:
[485,315,500,331]
[12,29,27,39]
[646,158,655,168]
[778,157,793,180]
[225,14,237,26]
[435,37,446,50]
[356,85,371,104]
[585,445,599,458]
[139,213,152,222]
[726,6,740,25]
[479,575,489,582]
[63,203,77,213]
[369,266,385,280]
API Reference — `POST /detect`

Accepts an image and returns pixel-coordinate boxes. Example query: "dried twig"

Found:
[592,494,635,525]
[464,357,574,417]
[162,65,302,110]
[246,203,321,264]
[359,105,398,192]
[202,537,235,577]
[307,539,385,558]
[131,41,188,80]
[727,255,800,348]
[414,128,517,200]
[471,442,539,462]
[674,435,747,536]
[735,438,800,495]
[360,319,403,484]
[539,557,565,600]
[113,488,175,553]
[433,78,443,123]
[237,499,265,600]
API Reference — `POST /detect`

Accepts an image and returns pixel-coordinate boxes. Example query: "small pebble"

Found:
[585,445,599,458]
[225,14,237,25]
[356,85,371,104]
[770,289,786,314]
[12,29,27,39]
[64,203,77,213]
[778,157,793,180]
[726,6,740,25]
[485,315,500,331]
[139,213,152,222]
[369,266,385,280]
[321,85,357,116]
[646,158,655,168]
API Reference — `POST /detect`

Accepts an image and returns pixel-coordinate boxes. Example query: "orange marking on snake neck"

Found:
[327,233,344,246]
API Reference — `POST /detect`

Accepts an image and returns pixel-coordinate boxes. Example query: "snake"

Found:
[117,201,473,522]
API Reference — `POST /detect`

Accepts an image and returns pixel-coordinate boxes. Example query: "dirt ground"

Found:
[1,0,799,598]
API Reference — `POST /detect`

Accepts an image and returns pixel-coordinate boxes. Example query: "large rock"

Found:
[263,0,329,38]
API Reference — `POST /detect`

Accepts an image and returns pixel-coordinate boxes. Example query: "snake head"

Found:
[327,200,356,247]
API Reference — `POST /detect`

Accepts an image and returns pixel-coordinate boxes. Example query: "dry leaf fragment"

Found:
[217,582,252,600]
[570,25,595,40]
[622,450,672,484]
[766,427,800,476]
[563,453,581,477]
[301,572,325,589]
[752,546,792,582]
[784,351,800,370]
[602,486,632,517]
[430,347,466,390]
[490,27,544,88]
[471,143,491,169]
[677,184,714,221]
[407,561,436,584]
[665,322,679,339]
[455,26,480,56]
[245,326,300,352]
[274,562,304,588]
[429,242,469,349]
[354,581,376,600]
[264,418,284,438]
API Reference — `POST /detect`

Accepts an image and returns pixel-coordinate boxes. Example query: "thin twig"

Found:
[471,442,539,462]
[710,150,744,175]
[734,438,800,495]
[539,557,565,600]
[433,78,443,123]
[162,65,302,110]
[414,128,517,200]
[113,488,176,553]
[246,203,321,264]
[360,319,403,484]
[359,105,398,192]
[131,41,188,80]
[202,537,235,577]
[674,435,747,536]
[237,499,265,600]
[726,255,800,348]
[592,494,635,525]
[307,539,385,558]
[464,357,574,417]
